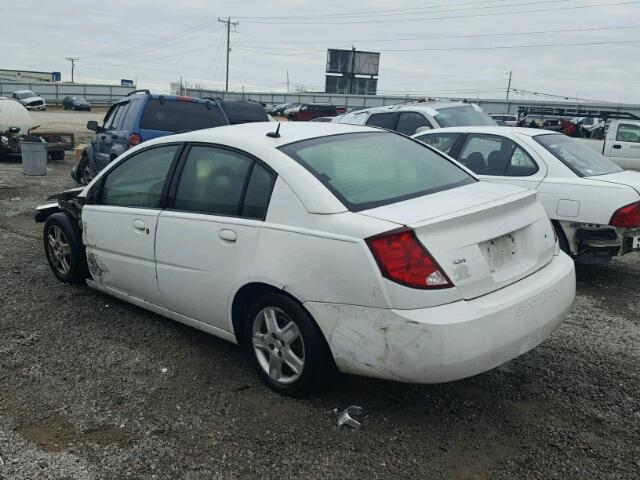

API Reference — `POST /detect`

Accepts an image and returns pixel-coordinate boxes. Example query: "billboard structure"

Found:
[325,48,380,95]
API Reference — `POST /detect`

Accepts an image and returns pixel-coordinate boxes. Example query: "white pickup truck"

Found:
[580,119,640,170]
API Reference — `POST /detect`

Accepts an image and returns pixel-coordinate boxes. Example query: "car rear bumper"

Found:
[305,252,575,384]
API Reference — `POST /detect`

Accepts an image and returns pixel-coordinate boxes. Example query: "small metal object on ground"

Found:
[20,141,47,176]
[337,405,363,430]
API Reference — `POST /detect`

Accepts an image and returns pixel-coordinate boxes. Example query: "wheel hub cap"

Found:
[252,307,305,384]
[47,225,71,275]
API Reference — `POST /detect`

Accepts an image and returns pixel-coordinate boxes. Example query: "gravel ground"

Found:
[0,115,639,479]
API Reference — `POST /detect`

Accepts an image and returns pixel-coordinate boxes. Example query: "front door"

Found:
[155,145,276,332]
[93,101,130,171]
[82,144,182,305]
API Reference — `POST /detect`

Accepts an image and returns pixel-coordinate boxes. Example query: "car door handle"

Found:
[219,229,237,242]
[133,219,149,234]
[613,144,622,149]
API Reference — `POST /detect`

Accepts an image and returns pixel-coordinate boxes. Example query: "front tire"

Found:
[245,293,335,397]
[43,213,88,284]
[78,155,93,185]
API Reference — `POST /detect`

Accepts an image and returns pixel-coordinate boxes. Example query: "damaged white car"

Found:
[414,126,640,263]
[36,122,575,396]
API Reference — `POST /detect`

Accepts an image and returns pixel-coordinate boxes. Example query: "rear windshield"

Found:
[140,99,227,132]
[433,105,497,127]
[535,134,622,177]
[280,132,475,211]
[220,101,268,124]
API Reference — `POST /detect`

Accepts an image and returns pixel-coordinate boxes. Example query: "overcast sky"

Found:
[3,0,640,103]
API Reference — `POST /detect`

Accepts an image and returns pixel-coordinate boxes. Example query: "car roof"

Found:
[13,90,34,94]
[412,126,558,137]
[347,100,478,117]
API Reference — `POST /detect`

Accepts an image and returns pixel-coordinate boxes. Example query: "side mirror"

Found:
[87,120,99,132]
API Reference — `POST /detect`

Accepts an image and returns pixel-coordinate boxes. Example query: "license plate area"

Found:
[633,236,640,249]
[482,232,518,273]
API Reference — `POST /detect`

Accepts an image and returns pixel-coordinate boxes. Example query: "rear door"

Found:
[608,122,640,170]
[82,144,182,304]
[454,133,547,190]
[155,145,276,331]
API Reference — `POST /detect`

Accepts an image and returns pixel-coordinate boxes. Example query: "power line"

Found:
[240,1,640,24]
[236,24,640,46]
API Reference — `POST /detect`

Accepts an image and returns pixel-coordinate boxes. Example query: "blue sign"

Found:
[121,79,134,86]
[51,71,61,82]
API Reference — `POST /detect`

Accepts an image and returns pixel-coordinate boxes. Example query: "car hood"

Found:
[21,96,44,103]
[588,171,640,195]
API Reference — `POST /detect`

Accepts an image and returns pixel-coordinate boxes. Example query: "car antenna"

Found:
[266,123,281,138]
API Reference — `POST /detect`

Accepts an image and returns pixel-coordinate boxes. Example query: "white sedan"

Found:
[36,123,575,396]
[414,127,640,264]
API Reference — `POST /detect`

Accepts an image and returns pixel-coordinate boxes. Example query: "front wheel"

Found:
[43,213,88,284]
[78,156,94,185]
[245,293,335,397]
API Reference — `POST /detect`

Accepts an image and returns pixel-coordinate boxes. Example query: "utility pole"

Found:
[349,46,357,94]
[506,70,512,101]
[66,57,78,83]
[218,17,239,92]
[286,70,290,94]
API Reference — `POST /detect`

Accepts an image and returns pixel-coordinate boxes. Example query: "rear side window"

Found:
[140,99,227,132]
[396,112,432,135]
[280,132,474,211]
[459,134,538,176]
[242,163,276,219]
[101,145,179,208]
[366,113,398,130]
[415,133,461,155]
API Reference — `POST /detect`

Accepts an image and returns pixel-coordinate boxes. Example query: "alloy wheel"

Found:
[252,307,305,384]
[47,225,72,276]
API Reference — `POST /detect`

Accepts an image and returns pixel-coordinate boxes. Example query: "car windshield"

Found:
[19,92,36,99]
[140,99,227,132]
[75,97,87,102]
[535,134,622,177]
[280,132,475,211]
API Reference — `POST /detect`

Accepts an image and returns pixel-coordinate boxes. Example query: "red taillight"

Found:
[366,228,452,289]
[610,202,640,228]
[128,133,142,148]
[176,95,194,102]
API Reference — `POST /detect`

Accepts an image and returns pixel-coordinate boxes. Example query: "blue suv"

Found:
[72,90,229,184]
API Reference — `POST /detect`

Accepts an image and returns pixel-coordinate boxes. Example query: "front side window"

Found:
[459,134,538,176]
[396,112,431,135]
[173,146,253,216]
[535,134,622,177]
[433,105,496,127]
[616,124,640,143]
[415,133,461,155]
[280,132,475,211]
[366,112,398,130]
[101,145,179,208]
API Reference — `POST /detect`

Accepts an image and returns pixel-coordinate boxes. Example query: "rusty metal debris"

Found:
[337,405,363,430]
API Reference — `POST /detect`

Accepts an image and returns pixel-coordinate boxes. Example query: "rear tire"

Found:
[244,293,335,397]
[43,213,88,284]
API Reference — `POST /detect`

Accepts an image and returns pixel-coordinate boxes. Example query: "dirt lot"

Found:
[0,112,639,479]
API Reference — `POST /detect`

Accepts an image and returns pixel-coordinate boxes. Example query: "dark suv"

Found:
[72,90,229,184]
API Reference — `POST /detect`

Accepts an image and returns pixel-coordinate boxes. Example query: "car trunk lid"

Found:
[358,182,556,299]
[587,170,640,196]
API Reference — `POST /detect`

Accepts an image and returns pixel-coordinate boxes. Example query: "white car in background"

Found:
[414,126,640,263]
[12,90,46,111]
[333,101,497,135]
[36,123,574,396]
[490,113,518,126]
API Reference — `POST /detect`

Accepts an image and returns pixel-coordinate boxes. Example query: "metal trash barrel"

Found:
[20,141,48,176]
